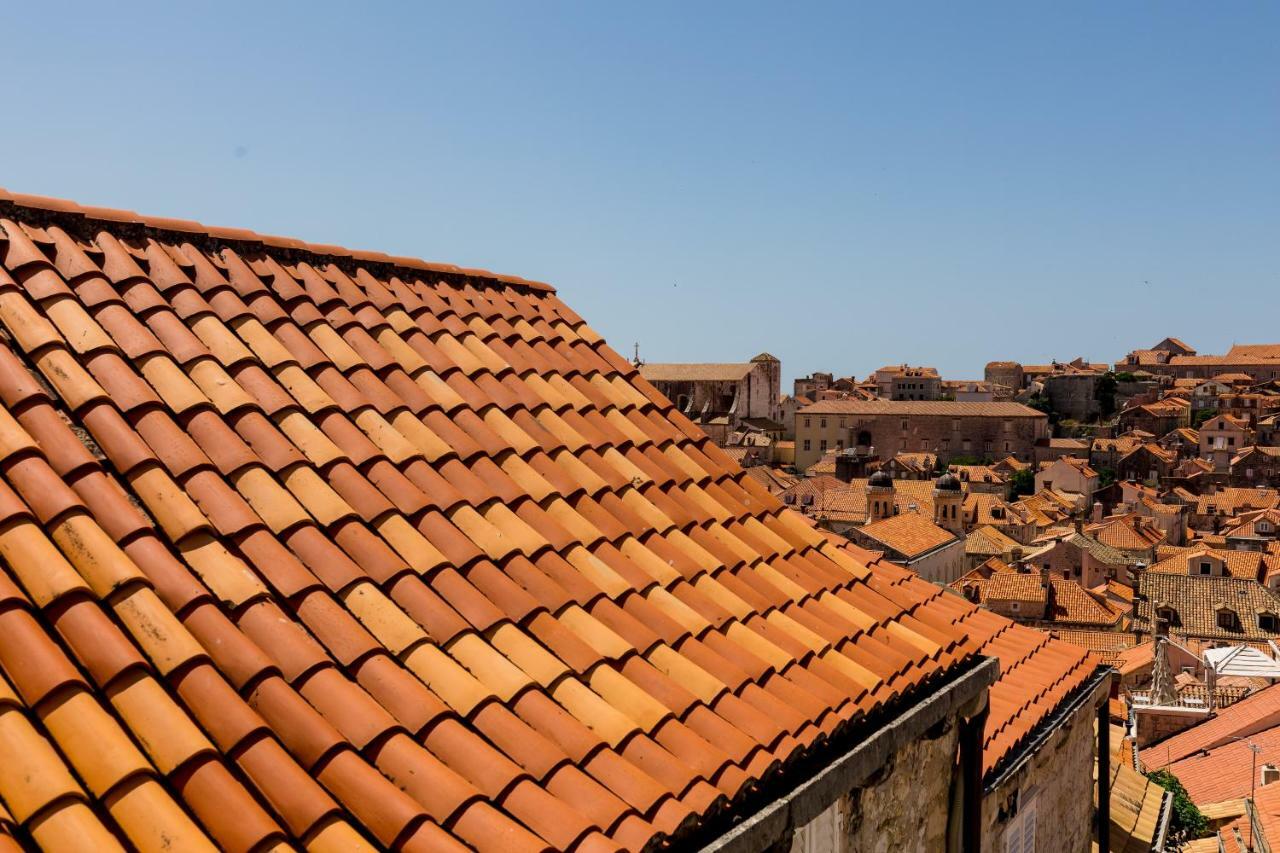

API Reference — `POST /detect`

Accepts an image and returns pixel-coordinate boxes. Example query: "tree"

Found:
[1009,468,1035,498]
[1026,392,1061,429]
[1146,769,1208,841]
[1095,372,1118,419]
[1097,466,1116,489]
[1192,408,1216,428]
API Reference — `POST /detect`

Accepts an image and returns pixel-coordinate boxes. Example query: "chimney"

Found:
[1092,501,1104,524]
[1074,515,1083,534]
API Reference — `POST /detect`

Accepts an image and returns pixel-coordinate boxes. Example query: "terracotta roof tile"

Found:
[855,511,958,559]
[0,190,1017,850]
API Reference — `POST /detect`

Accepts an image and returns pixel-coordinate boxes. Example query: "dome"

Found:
[935,472,962,492]
[868,470,894,488]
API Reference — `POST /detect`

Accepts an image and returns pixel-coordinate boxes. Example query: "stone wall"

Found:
[795,412,1047,470]
[790,717,959,853]
[982,694,1099,853]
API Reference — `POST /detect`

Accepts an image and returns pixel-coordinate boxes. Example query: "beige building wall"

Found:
[795,405,1047,470]
[981,686,1102,853]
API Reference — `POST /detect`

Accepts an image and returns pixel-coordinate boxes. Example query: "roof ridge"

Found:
[0,186,554,293]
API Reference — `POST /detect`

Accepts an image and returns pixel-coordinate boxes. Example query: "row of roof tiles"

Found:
[0,194,1103,851]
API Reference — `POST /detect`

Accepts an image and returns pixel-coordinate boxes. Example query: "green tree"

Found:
[1095,372,1118,419]
[1009,468,1035,498]
[1097,466,1116,488]
[1146,769,1208,840]
[1026,392,1061,429]
[1192,408,1216,428]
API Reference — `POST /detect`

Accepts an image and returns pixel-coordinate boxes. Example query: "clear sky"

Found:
[4,2,1276,386]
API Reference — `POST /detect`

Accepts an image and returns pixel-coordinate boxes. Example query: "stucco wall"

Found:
[790,717,959,853]
[981,696,1098,853]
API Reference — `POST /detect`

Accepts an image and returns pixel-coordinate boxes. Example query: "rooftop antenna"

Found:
[632,342,642,367]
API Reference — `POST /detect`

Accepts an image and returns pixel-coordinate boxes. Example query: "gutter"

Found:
[701,656,999,853]
[1152,784,1173,853]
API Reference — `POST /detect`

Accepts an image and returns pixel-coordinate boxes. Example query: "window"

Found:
[820,418,827,429]
[1004,793,1037,853]
[1217,609,1238,631]
[1004,441,1011,452]
[941,438,950,450]
[839,417,847,428]
[802,439,811,451]
[819,440,828,452]
[963,439,972,452]
[900,419,909,432]
[1198,561,1212,576]
[804,417,811,428]
[952,419,960,432]
[1010,601,1020,612]
[1003,419,1012,433]
[984,440,992,453]
[1156,607,1176,626]
[835,439,844,450]
[1261,613,1279,632]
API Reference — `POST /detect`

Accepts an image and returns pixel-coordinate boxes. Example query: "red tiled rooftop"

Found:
[0,190,1110,851]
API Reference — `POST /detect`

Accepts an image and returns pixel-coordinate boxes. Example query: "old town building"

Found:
[874,364,942,400]
[794,400,1048,470]
[639,352,781,444]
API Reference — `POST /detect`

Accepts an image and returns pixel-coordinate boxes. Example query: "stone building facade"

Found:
[1042,372,1101,421]
[875,364,942,400]
[981,676,1108,853]
[985,361,1025,391]
[794,371,834,399]
[794,401,1048,471]
[639,352,781,444]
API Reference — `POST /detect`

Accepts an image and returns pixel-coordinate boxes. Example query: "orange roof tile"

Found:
[855,511,958,559]
[0,189,1067,850]
[1140,683,1280,769]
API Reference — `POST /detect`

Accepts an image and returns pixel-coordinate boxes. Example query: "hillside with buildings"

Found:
[638,336,1280,850]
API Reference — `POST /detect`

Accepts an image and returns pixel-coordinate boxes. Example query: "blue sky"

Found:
[4,2,1276,385]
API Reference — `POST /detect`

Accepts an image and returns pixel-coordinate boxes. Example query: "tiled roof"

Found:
[0,191,1007,850]
[1047,630,1137,668]
[1211,778,1280,853]
[1105,745,1171,853]
[741,465,798,495]
[1114,642,1153,676]
[1140,683,1280,769]
[985,573,1047,604]
[962,492,1022,529]
[638,363,754,383]
[797,400,1046,417]
[964,525,1021,558]
[855,511,958,559]
[952,606,1100,774]
[1091,436,1143,455]
[1135,574,1280,642]
[949,464,1006,485]
[1193,487,1280,516]
[1227,343,1280,360]
[1164,723,1280,806]
[1089,516,1165,552]
[1048,580,1126,627]
[1147,548,1280,582]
